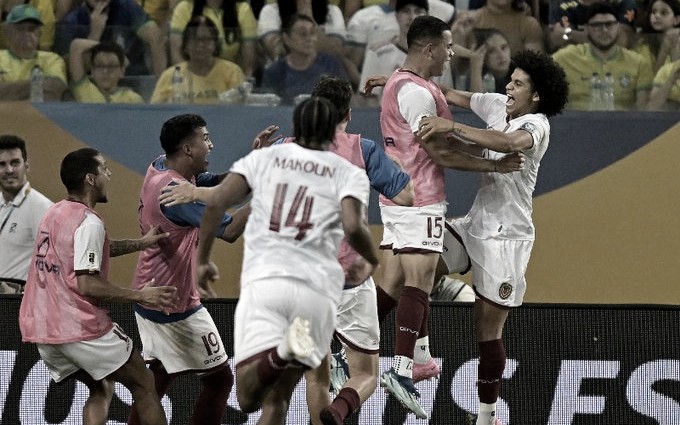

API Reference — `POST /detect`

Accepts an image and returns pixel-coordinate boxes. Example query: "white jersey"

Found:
[460,92,550,241]
[231,143,370,303]
[257,3,347,41]
[0,182,52,281]
[359,41,453,96]
[347,0,454,47]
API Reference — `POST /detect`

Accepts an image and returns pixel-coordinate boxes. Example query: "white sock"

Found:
[476,402,497,425]
[414,336,432,364]
[393,355,413,379]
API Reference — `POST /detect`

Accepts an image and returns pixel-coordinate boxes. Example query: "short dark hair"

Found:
[293,97,339,149]
[0,135,27,160]
[312,76,352,119]
[160,114,207,156]
[60,148,101,194]
[511,50,569,117]
[406,15,449,50]
[181,15,221,60]
[585,1,618,23]
[89,41,126,67]
[395,0,428,13]
[282,13,316,35]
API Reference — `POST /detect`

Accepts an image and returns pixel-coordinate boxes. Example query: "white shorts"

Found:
[135,307,227,374]
[442,220,471,275]
[234,278,336,369]
[37,324,133,383]
[379,202,447,253]
[449,219,533,308]
[335,278,380,354]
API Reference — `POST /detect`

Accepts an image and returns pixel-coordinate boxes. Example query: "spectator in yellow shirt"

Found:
[169,0,258,78]
[69,39,144,103]
[152,15,245,103]
[0,5,66,101]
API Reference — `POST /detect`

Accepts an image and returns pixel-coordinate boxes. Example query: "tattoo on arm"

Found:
[109,239,141,257]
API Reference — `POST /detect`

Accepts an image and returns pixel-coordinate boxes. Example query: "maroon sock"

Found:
[256,348,289,386]
[376,284,398,323]
[128,361,174,425]
[477,339,506,404]
[418,303,430,339]
[330,387,361,420]
[191,365,234,425]
[394,286,429,358]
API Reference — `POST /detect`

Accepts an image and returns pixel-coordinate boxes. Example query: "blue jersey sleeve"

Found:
[160,181,231,236]
[195,172,222,187]
[360,138,410,199]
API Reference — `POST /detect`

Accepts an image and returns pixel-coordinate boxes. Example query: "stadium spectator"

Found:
[0,0,56,50]
[258,0,346,63]
[69,39,145,103]
[345,0,454,73]
[631,0,680,73]
[356,0,453,106]
[547,0,637,52]
[648,58,680,109]
[0,5,67,101]
[151,16,244,103]
[55,0,167,76]
[552,1,653,110]
[169,0,258,78]
[261,14,348,104]
[451,0,544,56]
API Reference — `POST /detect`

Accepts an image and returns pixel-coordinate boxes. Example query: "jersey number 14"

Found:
[269,183,315,241]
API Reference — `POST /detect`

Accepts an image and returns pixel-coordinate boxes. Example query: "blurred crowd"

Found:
[0,0,677,110]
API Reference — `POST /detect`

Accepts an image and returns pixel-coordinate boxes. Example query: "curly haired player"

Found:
[417,49,569,424]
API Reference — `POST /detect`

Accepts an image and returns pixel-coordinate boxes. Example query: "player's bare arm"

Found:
[159,179,202,206]
[77,273,177,310]
[418,117,534,153]
[196,173,251,285]
[109,226,170,257]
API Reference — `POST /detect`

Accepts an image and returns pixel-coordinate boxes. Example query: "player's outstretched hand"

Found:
[196,261,219,298]
[139,279,178,312]
[494,152,525,173]
[139,226,170,249]
[364,75,388,95]
[159,179,195,207]
[252,125,281,149]
[417,116,454,141]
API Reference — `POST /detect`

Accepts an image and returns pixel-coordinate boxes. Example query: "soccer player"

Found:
[19,148,177,425]
[195,97,380,424]
[375,15,524,419]
[299,77,414,425]
[416,49,569,425]
[128,114,251,425]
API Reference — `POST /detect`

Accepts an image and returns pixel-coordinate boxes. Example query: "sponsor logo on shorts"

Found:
[204,354,225,365]
[499,283,513,300]
[421,241,441,247]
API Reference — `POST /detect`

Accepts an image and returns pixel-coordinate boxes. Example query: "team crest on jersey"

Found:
[619,74,632,88]
[520,122,536,135]
[499,282,513,300]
